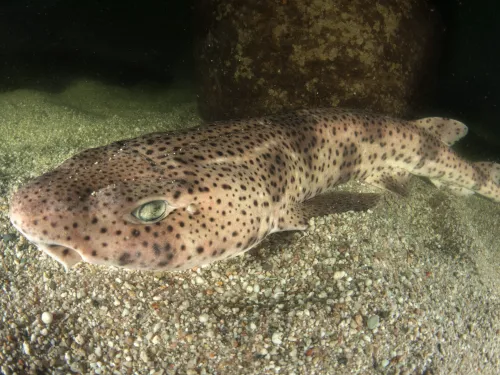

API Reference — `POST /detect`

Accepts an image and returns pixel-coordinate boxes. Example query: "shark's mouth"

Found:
[10,218,84,269]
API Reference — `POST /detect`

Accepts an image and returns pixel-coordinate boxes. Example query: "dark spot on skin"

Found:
[118,252,132,265]
[131,229,140,237]
[153,243,161,256]
[196,246,204,254]
[92,250,97,256]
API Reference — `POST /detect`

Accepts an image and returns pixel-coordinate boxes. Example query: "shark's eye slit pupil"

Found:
[132,200,168,223]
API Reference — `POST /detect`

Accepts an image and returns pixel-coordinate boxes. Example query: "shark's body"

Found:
[9,108,500,271]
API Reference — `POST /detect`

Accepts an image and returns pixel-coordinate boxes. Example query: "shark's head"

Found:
[9,136,272,271]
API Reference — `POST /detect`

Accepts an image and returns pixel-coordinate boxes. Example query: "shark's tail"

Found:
[410,117,500,203]
[472,161,500,202]
[429,161,500,202]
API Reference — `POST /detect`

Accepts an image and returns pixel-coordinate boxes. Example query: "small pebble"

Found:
[41,312,53,324]
[199,314,209,323]
[2,233,16,242]
[354,314,363,327]
[23,341,31,355]
[333,271,346,280]
[74,334,85,345]
[367,315,380,330]
[272,332,283,345]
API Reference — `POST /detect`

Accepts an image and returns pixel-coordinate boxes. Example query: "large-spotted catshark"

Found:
[9,108,500,271]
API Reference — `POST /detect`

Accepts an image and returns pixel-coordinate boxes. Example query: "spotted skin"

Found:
[9,108,500,271]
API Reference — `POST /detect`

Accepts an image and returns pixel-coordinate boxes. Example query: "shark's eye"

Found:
[132,200,168,223]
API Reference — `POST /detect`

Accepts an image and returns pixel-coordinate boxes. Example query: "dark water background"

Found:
[0,0,498,160]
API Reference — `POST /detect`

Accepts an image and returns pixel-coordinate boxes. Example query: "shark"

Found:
[8,108,500,271]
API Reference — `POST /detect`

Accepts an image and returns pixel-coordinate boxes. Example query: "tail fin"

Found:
[429,162,500,202]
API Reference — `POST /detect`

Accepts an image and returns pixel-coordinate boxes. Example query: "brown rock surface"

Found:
[195,0,441,120]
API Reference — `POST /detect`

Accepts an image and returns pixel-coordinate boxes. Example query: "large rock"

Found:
[195,0,441,120]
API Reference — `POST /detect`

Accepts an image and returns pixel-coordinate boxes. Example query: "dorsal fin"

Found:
[411,117,468,146]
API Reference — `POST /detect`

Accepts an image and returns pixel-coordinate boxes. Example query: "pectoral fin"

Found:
[364,170,412,196]
[277,192,380,231]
